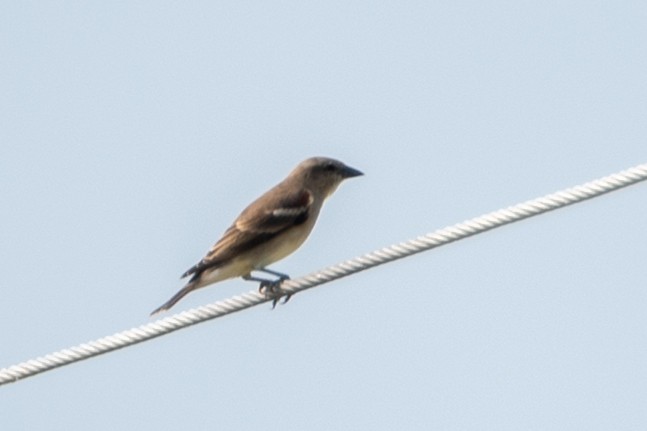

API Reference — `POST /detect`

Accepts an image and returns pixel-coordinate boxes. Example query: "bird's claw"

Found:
[271,293,292,309]
[258,280,292,309]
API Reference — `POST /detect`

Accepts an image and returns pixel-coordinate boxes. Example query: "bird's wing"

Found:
[181,187,313,279]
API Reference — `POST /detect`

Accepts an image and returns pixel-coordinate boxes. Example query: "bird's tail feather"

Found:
[150,281,197,316]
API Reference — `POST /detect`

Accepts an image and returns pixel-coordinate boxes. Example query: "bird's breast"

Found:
[254,222,314,268]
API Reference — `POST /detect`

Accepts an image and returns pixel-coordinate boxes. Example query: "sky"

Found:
[1,1,646,429]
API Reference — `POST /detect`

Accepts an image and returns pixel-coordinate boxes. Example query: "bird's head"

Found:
[291,157,363,198]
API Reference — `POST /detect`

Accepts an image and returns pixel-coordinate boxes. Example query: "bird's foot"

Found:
[258,280,292,309]
[244,271,292,309]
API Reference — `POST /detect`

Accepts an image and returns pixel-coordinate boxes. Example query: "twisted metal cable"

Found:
[1,162,646,386]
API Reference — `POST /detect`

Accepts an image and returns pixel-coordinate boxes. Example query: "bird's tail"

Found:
[150,281,197,316]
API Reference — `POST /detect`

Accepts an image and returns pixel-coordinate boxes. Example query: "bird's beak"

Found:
[341,165,363,178]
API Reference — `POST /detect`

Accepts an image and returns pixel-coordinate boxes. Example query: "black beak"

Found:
[342,165,363,178]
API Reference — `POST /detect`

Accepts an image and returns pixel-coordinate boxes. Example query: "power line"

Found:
[1,162,646,386]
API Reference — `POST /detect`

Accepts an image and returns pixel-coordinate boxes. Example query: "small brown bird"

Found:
[151,157,363,315]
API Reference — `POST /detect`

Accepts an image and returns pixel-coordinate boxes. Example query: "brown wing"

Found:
[181,187,313,280]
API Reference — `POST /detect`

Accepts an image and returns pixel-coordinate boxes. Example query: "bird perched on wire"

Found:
[151,157,363,315]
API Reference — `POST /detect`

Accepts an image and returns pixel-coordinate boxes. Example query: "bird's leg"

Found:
[252,267,290,296]
[257,268,293,308]
[243,275,283,310]
[242,273,276,285]
[242,274,280,294]
[243,271,290,309]
[255,267,290,281]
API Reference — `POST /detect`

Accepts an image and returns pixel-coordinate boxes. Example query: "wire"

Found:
[1,163,646,386]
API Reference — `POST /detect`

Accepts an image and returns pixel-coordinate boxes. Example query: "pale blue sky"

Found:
[1,1,646,430]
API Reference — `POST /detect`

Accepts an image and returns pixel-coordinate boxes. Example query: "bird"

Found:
[150,157,363,315]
